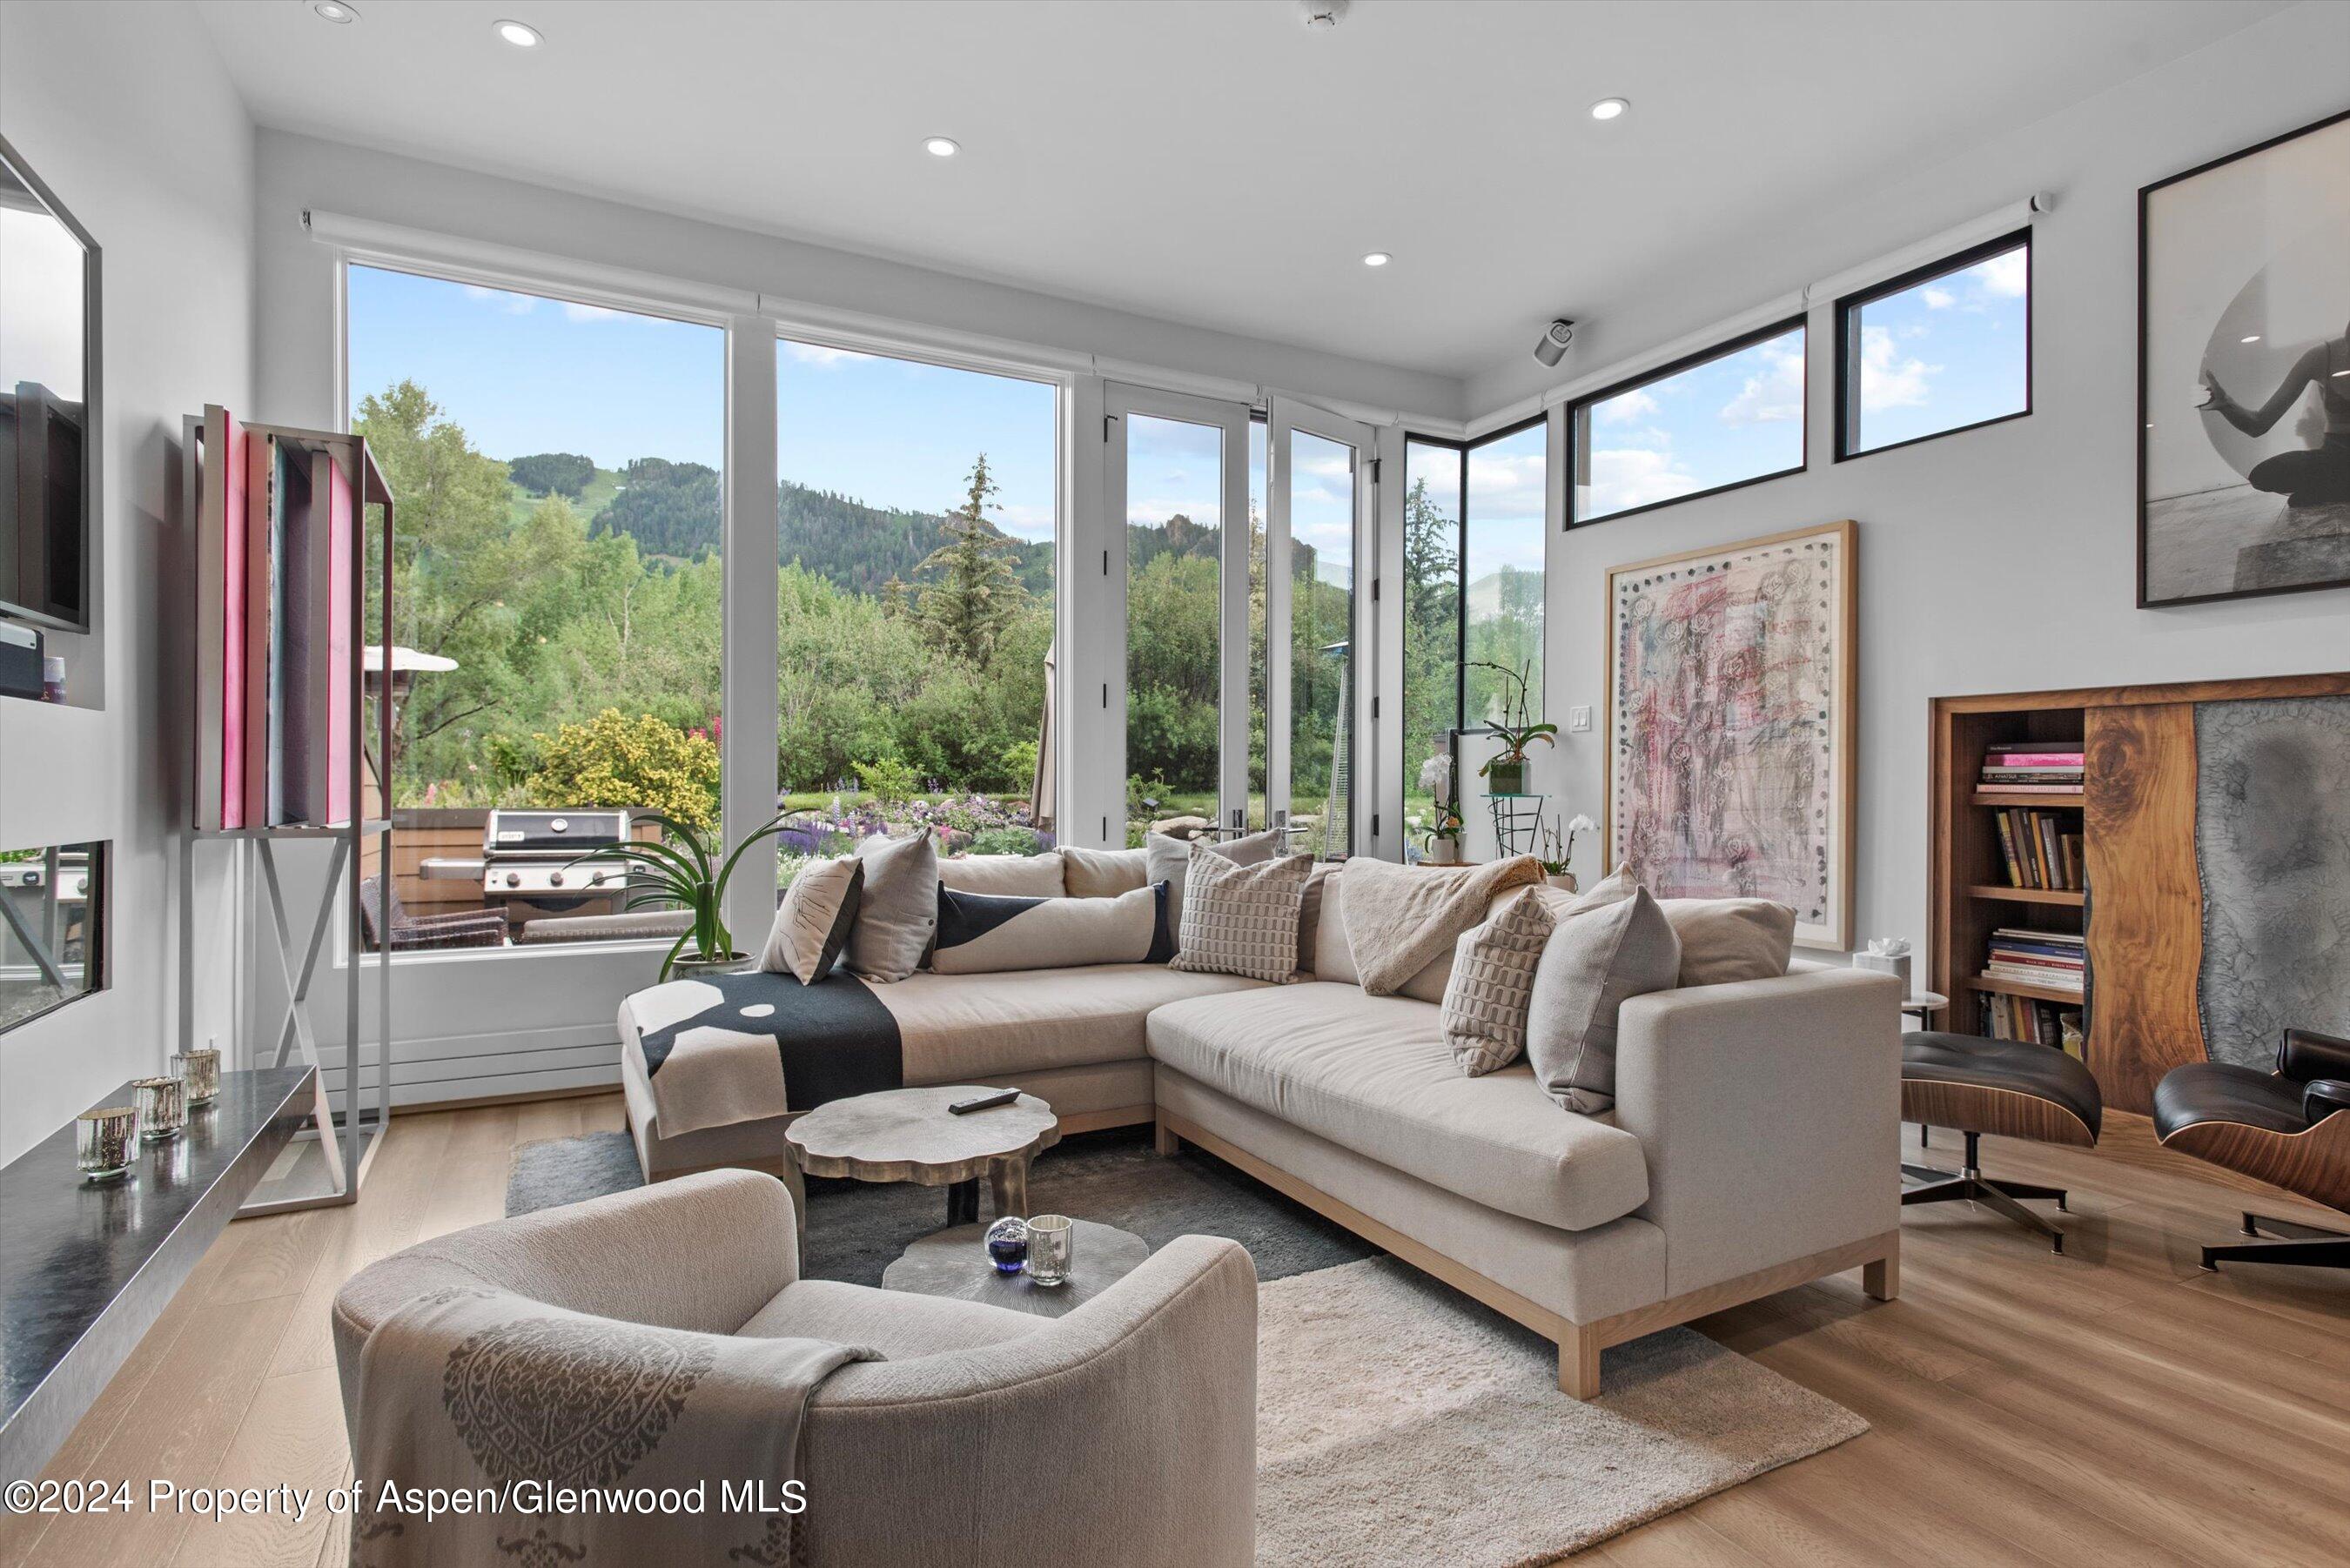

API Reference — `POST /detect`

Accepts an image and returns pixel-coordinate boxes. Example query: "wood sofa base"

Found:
[1156,1109,1900,1401]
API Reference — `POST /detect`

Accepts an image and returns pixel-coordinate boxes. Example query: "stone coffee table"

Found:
[785,1085,1060,1226]
[883,1220,1150,1319]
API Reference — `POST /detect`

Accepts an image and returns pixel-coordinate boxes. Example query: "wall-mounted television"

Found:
[0,134,99,633]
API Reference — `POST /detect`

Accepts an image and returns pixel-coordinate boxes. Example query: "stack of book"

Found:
[1977,991,2085,1056]
[1992,807,2085,891]
[1977,742,2084,795]
[1982,927,2084,995]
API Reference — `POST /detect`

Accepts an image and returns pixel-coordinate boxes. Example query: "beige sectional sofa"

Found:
[617,846,1903,1397]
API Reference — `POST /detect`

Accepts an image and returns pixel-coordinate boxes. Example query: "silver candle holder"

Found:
[132,1076,186,1142]
[172,1049,221,1107]
[76,1106,139,1181]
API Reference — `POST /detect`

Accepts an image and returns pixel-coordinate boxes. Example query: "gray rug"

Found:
[507,1128,1866,1562]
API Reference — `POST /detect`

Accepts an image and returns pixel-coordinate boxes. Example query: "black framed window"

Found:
[1568,317,1807,527]
[1836,229,2031,459]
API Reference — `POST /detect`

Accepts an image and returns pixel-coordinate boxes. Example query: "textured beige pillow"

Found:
[1170,845,1313,982]
[760,857,863,984]
[1526,887,1683,1112]
[1440,888,1558,1075]
[1313,868,1360,984]
[1058,845,1149,898]
[1148,828,1284,955]
[936,852,1067,898]
[1294,862,1339,977]
[1656,898,1796,986]
[849,832,938,982]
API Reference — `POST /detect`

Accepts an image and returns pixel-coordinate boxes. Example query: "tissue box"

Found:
[1853,950,1912,993]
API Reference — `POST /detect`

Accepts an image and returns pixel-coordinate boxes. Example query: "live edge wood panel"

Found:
[1929,671,2350,1120]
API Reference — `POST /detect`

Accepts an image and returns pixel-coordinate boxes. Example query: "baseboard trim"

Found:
[1157,1108,1897,1400]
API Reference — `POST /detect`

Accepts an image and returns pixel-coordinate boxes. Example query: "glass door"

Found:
[1266,397,1373,860]
[1104,385,1250,844]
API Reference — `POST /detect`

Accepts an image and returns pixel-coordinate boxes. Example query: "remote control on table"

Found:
[948,1089,1020,1115]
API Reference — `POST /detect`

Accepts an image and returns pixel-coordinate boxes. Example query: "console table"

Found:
[0,1067,314,1481]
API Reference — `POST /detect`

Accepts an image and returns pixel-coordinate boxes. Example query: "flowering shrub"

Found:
[775,793,1050,888]
[523,709,721,830]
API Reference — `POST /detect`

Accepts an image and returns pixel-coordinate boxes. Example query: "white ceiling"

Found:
[195,0,2280,382]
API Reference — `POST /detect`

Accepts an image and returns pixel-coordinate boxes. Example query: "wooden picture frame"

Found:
[2137,107,2350,607]
[1604,519,1856,951]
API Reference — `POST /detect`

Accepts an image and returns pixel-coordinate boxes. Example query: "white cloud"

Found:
[1464,449,1546,524]
[994,502,1055,540]
[1970,248,2027,298]
[462,283,537,315]
[1857,325,1939,412]
[1718,340,1805,426]
[1595,388,1658,426]
[561,301,623,324]
[1585,447,1700,517]
[1921,285,1957,310]
[782,341,876,368]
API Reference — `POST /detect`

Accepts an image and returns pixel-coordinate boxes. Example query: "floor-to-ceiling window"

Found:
[775,341,1058,876]
[1401,436,1463,848]
[345,265,726,948]
[1463,419,1547,727]
[1286,429,1357,858]
[1122,413,1225,843]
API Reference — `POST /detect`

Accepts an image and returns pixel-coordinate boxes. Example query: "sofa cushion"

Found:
[1440,887,1557,1075]
[850,833,939,982]
[1657,898,1795,986]
[739,1278,1039,1356]
[1171,845,1313,982]
[1315,868,1539,1002]
[1058,845,1149,898]
[761,857,862,984]
[1149,828,1283,953]
[937,852,1067,899]
[1526,887,1682,1114]
[930,881,1168,974]
[882,964,1268,1083]
[1146,982,1650,1231]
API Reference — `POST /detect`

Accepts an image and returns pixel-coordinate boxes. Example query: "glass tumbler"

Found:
[1025,1213,1075,1287]
[77,1106,139,1180]
[173,1049,221,1107]
[134,1076,186,1142]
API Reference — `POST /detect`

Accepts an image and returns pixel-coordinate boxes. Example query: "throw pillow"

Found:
[1313,866,1360,984]
[1526,887,1683,1113]
[1293,862,1339,977]
[848,832,939,982]
[759,857,863,985]
[930,881,1169,974]
[1169,843,1313,982]
[936,852,1066,898]
[1339,854,1542,995]
[1440,887,1559,1075]
[1656,897,1796,986]
[1147,827,1284,954]
[1058,845,1149,898]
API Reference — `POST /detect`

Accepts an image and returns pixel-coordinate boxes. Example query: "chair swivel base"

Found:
[2200,1212,2350,1272]
[1901,1132,2070,1253]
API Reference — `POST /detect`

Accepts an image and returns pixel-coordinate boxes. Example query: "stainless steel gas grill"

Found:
[420,808,640,926]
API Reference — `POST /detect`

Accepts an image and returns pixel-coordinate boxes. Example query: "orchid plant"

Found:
[1536,812,1598,879]
[1468,660,1558,776]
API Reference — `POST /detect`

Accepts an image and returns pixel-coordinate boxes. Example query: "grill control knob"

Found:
[588,870,607,885]
[549,871,566,888]
[505,872,521,888]
[552,817,569,834]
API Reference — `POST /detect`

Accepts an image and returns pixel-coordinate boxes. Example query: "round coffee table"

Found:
[883,1220,1150,1318]
[785,1086,1060,1226]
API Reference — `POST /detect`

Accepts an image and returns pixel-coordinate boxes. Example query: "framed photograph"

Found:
[2139,109,2350,607]
[1604,520,1856,951]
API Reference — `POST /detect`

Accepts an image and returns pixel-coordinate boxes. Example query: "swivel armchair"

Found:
[2153,1027,2350,1271]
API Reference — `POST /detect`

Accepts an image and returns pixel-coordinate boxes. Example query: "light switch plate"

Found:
[1568,705,1594,733]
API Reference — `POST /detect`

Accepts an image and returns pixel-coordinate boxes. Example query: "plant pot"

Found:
[1545,872,1579,894]
[1487,759,1528,795]
[669,950,755,982]
[1426,835,1460,864]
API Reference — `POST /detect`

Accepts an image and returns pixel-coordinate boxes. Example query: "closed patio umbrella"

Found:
[1031,640,1056,830]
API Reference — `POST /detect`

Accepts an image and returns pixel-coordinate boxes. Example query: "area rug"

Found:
[1255,1256,1866,1566]
[507,1128,1866,1561]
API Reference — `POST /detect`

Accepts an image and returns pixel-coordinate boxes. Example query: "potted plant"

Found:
[1536,812,1597,893]
[1470,660,1556,795]
[572,809,805,981]
[1414,752,1464,862]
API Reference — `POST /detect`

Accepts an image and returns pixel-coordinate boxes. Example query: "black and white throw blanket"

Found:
[624,969,903,1137]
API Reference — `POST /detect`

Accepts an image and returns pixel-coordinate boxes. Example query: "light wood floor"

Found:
[3,1095,2344,1568]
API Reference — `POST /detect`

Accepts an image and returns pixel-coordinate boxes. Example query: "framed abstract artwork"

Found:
[1605,519,1856,951]
[2138,108,2350,607]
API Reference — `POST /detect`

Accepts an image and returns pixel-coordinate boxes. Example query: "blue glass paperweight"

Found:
[984,1216,1031,1274]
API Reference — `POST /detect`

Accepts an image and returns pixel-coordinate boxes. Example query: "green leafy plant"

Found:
[855,755,920,805]
[1468,660,1557,775]
[1536,812,1597,878]
[524,709,720,830]
[571,809,805,980]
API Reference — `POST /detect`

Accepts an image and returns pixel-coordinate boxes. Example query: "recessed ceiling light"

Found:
[924,137,961,158]
[1590,97,1629,122]
[312,0,358,19]
[494,18,542,48]
[1362,251,1392,268]
[2239,334,2261,344]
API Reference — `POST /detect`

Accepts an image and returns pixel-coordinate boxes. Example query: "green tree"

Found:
[916,453,1026,667]
[524,708,720,829]
[507,452,594,498]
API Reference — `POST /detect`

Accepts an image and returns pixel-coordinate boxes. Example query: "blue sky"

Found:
[347,266,1060,539]
[1848,243,2029,451]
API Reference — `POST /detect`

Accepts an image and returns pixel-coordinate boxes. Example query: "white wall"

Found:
[0,1,254,1164]
[1514,3,2350,959]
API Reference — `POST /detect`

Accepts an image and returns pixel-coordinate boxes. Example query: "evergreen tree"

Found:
[879,575,911,618]
[916,453,1026,667]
